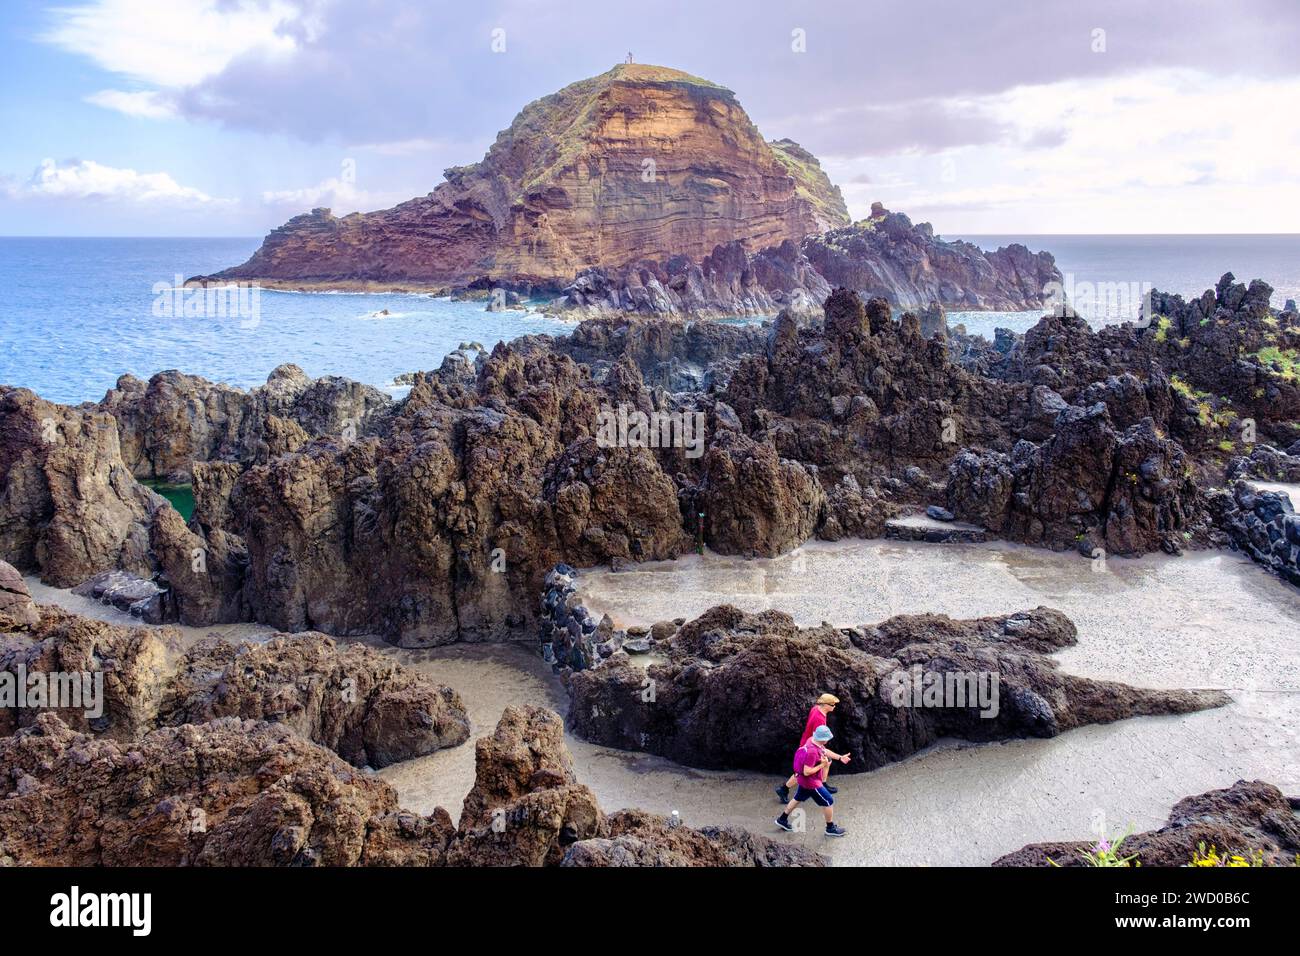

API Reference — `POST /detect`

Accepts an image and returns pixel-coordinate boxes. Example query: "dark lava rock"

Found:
[994,780,1300,867]
[566,604,1227,773]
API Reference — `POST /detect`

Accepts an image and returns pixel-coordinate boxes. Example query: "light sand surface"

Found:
[1246,480,1300,503]
[25,540,1300,865]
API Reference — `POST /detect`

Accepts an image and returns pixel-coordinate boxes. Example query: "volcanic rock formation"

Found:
[191,66,1058,317]
[3,275,1298,648]
[0,581,469,767]
[158,634,470,768]
[1206,482,1300,587]
[197,65,848,293]
[565,604,1228,772]
[0,699,822,867]
[994,779,1300,866]
[802,203,1062,311]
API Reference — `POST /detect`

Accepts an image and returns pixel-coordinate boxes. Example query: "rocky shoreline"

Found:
[563,600,1227,773]
[0,569,821,867]
[2,266,1299,866]
[4,277,1298,645]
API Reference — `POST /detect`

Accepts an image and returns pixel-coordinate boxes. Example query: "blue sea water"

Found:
[0,234,1297,406]
[0,237,575,406]
[948,233,1300,339]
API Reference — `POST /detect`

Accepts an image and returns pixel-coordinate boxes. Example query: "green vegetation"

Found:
[1050,829,1140,867]
[1189,843,1265,867]
[1253,344,1299,381]
[1170,375,1236,430]
[1153,315,1172,342]
[770,139,850,226]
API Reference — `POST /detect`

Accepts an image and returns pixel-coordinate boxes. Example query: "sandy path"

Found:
[26,539,1300,865]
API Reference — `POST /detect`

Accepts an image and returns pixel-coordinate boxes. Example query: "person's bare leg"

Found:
[785,774,797,788]
[823,806,834,825]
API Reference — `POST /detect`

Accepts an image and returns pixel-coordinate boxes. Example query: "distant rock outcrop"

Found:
[189,66,1058,318]
[194,65,848,293]
[802,204,1061,311]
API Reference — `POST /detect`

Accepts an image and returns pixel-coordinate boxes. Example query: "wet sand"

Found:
[25,577,275,647]
[25,540,1300,866]
[574,541,1300,864]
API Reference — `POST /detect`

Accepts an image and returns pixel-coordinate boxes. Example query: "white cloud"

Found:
[84,89,177,119]
[19,158,224,204]
[850,68,1300,232]
[260,173,406,215]
[43,0,306,88]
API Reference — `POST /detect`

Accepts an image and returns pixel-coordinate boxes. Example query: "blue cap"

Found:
[812,726,833,742]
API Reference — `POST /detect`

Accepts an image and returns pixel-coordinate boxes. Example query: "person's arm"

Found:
[802,759,827,778]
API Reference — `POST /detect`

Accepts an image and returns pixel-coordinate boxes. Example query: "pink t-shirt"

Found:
[793,742,825,790]
[800,706,827,746]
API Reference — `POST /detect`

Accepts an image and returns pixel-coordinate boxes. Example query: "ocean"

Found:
[0,237,573,406]
[947,233,1300,338]
[0,234,1297,406]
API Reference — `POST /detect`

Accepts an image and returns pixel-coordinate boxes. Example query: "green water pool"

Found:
[141,480,195,521]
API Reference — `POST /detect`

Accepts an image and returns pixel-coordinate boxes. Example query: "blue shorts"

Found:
[793,785,834,807]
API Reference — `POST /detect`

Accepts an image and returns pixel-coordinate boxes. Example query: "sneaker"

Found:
[775,815,794,832]
[825,823,847,837]
[775,784,790,803]
[825,785,838,794]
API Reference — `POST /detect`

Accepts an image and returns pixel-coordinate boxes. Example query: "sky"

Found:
[1,0,1298,237]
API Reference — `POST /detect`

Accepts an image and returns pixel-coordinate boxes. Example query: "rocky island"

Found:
[192,65,1060,317]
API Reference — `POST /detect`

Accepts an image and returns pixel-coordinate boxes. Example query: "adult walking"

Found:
[775,725,847,837]
[776,693,850,802]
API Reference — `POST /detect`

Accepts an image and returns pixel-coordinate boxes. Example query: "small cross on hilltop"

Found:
[625,52,634,64]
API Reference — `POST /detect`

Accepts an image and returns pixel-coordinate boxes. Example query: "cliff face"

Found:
[204,65,848,290]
